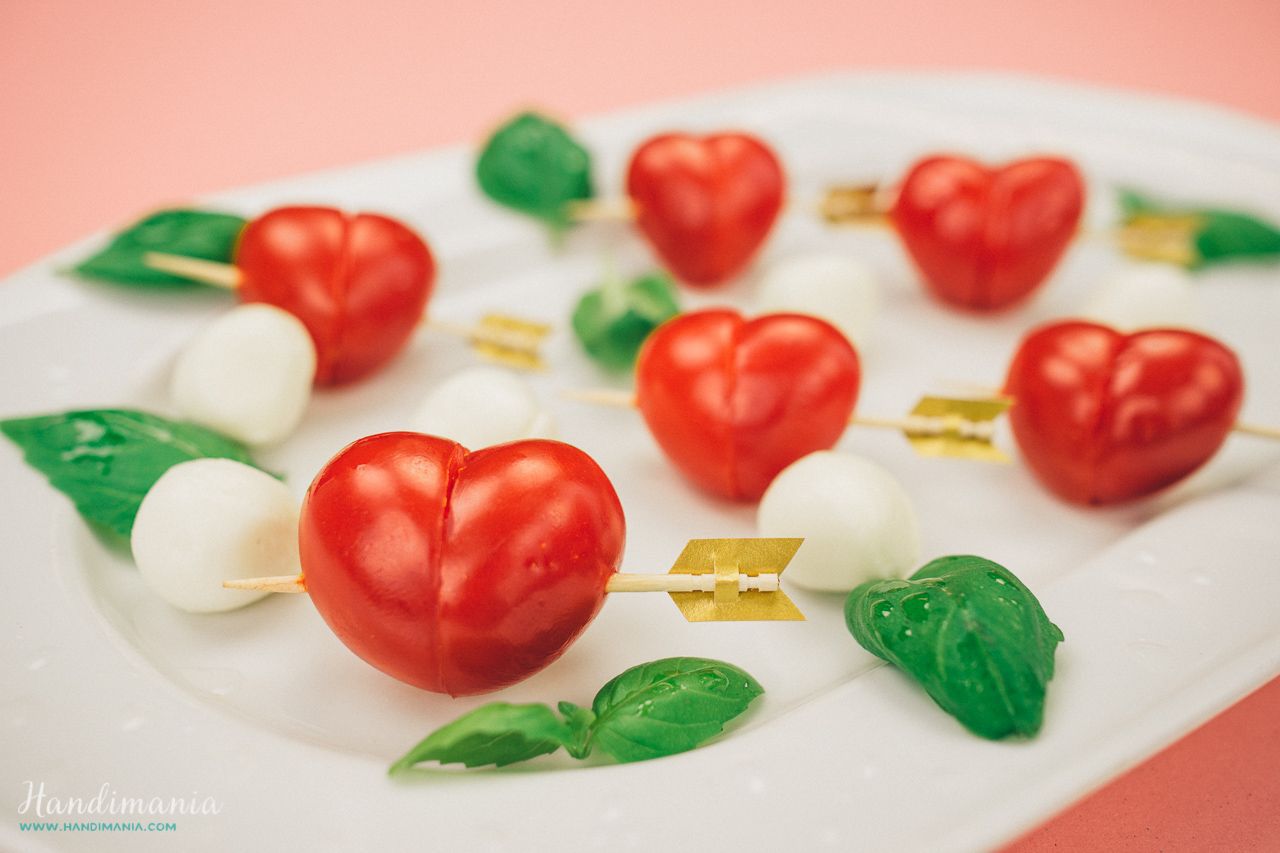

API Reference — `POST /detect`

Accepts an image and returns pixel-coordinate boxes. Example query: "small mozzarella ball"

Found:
[758,451,919,592]
[171,304,317,446]
[412,366,556,449]
[757,253,879,346]
[131,458,299,613]
[1083,264,1198,330]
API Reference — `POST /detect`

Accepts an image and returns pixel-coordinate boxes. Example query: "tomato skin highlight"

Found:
[1004,320,1244,505]
[236,207,435,386]
[635,309,861,501]
[626,133,784,287]
[891,156,1084,311]
[298,433,625,696]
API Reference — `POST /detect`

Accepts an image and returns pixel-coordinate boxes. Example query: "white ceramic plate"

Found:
[3,72,1280,853]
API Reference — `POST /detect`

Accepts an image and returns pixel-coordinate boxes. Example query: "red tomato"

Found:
[298,433,625,696]
[891,156,1084,311]
[1004,320,1243,505]
[626,133,784,287]
[635,309,860,501]
[236,207,435,386]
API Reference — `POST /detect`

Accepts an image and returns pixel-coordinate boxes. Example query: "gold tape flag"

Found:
[667,538,805,622]
[903,396,1013,463]
[472,313,553,370]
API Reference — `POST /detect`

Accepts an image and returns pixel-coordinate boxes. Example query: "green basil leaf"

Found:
[1,409,264,539]
[389,658,764,773]
[1194,210,1280,263]
[476,112,593,229]
[1116,188,1280,266]
[1116,188,1159,218]
[72,209,247,286]
[556,701,596,760]
[571,272,680,372]
[389,703,571,772]
[588,657,764,763]
[845,555,1063,740]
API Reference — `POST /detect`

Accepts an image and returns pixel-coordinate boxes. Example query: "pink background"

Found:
[4,1,1279,848]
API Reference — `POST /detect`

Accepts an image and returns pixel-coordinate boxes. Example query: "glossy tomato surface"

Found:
[626,133,784,287]
[299,433,625,695]
[236,207,435,385]
[635,309,860,501]
[1004,320,1243,505]
[891,156,1084,311]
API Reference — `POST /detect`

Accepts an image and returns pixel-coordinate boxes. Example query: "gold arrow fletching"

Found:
[666,538,805,622]
[1114,213,1201,267]
[819,183,891,226]
[901,395,1013,463]
[471,313,553,370]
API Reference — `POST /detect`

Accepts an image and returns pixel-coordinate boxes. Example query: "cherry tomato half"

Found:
[299,432,626,695]
[627,133,784,287]
[237,207,435,385]
[891,156,1084,311]
[635,309,861,501]
[1004,320,1243,505]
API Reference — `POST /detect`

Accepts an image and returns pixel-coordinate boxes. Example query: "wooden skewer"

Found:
[224,574,306,593]
[153,255,1278,441]
[563,386,1279,446]
[816,186,1203,263]
[1234,422,1280,441]
[566,184,1208,269]
[225,538,801,620]
[570,192,862,224]
[143,252,546,359]
[560,388,635,408]
[851,413,998,441]
[225,572,780,594]
[614,573,780,593]
[565,198,636,223]
[569,188,885,227]
[424,318,548,356]
[145,252,240,288]
[943,383,1280,443]
[561,388,999,439]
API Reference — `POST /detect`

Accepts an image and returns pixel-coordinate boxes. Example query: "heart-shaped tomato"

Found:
[1004,320,1243,505]
[236,207,435,386]
[891,156,1084,311]
[299,433,625,695]
[635,309,860,501]
[626,133,784,287]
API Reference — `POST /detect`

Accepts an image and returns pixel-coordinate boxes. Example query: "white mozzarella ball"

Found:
[131,458,299,613]
[171,303,316,446]
[757,253,880,346]
[758,451,919,592]
[1083,264,1198,330]
[412,366,556,449]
